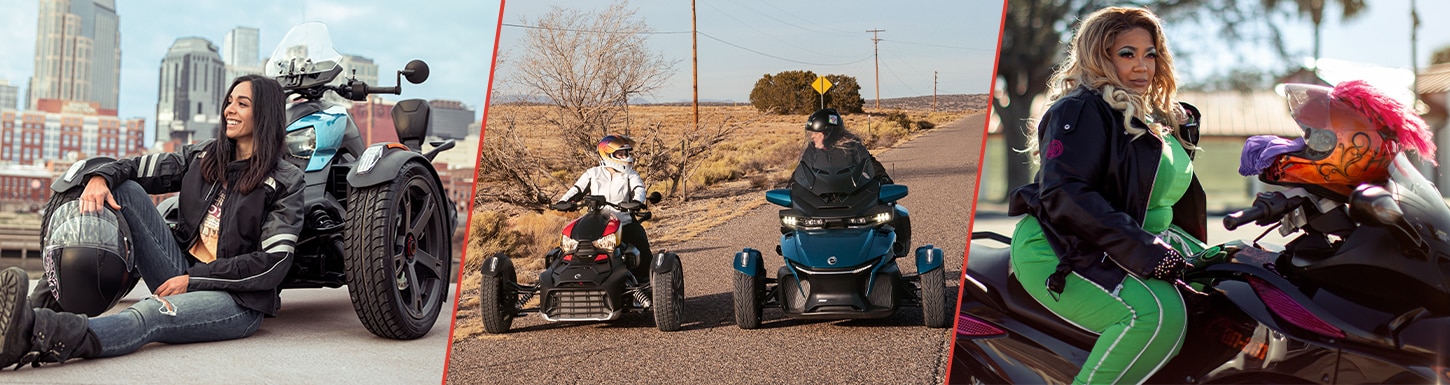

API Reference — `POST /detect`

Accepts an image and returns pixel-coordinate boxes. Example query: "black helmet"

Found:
[42,199,137,316]
[806,108,843,133]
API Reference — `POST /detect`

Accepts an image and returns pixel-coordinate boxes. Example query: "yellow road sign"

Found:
[812,76,833,95]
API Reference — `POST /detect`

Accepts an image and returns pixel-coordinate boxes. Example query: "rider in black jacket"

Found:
[1005,7,1206,385]
[791,108,910,255]
[0,75,304,369]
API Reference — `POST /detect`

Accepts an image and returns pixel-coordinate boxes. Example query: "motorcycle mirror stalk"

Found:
[340,60,431,101]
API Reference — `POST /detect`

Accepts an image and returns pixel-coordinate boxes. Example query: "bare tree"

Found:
[510,0,676,168]
[475,108,562,208]
[633,113,757,200]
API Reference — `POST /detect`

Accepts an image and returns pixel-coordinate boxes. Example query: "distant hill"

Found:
[870,94,989,112]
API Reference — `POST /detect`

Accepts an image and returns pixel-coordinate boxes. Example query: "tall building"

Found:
[156,37,225,143]
[339,54,379,87]
[29,0,121,111]
[223,26,263,83]
[0,81,17,111]
[428,100,475,140]
[1,99,145,165]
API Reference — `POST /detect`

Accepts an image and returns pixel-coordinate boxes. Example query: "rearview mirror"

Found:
[880,184,909,202]
[765,189,791,207]
[647,191,662,204]
[402,60,429,84]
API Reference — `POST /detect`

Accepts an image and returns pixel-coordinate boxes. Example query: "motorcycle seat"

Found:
[969,242,1098,349]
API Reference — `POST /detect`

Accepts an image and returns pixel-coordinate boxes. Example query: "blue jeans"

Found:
[85,181,264,357]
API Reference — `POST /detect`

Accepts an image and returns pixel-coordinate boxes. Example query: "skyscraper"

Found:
[29,0,121,111]
[0,81,18,111]
[156,37,225,143]
[223,26,263,82]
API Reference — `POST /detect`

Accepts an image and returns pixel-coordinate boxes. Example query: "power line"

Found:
[698,1,852,58]
[881,38,996,52]
[736,0,859,37]
[698,31,874,66]
[503,21,874,67]
[500,22,691,35]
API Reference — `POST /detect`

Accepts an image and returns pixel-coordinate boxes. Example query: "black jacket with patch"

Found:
[1008,86,1206,292]
[89,140,305,316]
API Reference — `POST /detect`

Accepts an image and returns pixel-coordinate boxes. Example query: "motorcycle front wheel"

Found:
[344,160,453,340]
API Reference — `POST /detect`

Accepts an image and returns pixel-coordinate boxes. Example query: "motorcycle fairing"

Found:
[286,104,349,171]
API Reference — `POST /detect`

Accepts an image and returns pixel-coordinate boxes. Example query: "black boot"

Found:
[26,278,63,313]
[0,267,37,368]
[0,267,99,370]
[13,308,100,368]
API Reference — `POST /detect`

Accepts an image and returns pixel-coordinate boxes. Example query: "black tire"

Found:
[733,269,763,329]
[479,259,517,334]
[343,161,453,340]
[921,267,948,328]
[651,254,684,332]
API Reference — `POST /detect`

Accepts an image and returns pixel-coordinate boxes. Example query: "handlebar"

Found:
[1223,205,1267,231]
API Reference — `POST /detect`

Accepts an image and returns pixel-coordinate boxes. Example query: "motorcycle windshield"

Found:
[790,159,881,217]
[1384,153,1450,248]
[45,200,122,251]
[265,22,343,79]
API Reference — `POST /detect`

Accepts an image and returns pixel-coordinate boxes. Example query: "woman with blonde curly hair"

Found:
[1006,7,1206,384]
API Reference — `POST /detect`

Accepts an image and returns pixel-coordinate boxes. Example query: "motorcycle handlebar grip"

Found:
[1223,206,1265,231]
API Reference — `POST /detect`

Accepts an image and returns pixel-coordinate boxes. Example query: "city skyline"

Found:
[28,0,121,111]
[1,0,502,145]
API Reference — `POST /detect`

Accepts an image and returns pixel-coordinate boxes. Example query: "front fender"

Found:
[52,157,117,193]
[480,253,515,278]
[734,248,763,276]
[915,244,943,273]
[651,252,680,274]
[346,143,441,188]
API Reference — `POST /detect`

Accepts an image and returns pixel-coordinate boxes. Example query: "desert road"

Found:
[447,113,985,384]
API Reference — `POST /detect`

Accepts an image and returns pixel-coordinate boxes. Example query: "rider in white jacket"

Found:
[554,135,653,279]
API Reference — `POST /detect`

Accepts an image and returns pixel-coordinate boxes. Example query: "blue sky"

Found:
[493,0,1006,103]
[1161,0,1450,85]
[0,0,504,144]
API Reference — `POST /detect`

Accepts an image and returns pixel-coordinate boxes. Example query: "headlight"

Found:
[844,209,893,226]
[781,215,826,229]
[285,126,317,159]
[871,211,893,225]
[592,233,619,251]
[560,235,579,253]
[357,144,384,174]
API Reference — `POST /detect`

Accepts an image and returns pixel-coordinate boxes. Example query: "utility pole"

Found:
[933,71,938,112]
[692,0,699,135]
[867,29,884,111]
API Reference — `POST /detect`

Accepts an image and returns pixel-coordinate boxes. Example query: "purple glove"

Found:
[1239,135,1305,176]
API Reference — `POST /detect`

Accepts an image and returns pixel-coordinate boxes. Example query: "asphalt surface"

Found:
[446,114,985,384]
[2,281,455,384]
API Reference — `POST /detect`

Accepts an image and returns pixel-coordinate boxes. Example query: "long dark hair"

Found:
[201,75,287,194]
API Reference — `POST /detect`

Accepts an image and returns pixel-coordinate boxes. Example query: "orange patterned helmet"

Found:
[597,134,635,171]
[1262,81,1437,200]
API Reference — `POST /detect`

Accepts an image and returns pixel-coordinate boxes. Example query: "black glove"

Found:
[549,201,575,211]
[618,200,643,211]
[1150,248,1189,281]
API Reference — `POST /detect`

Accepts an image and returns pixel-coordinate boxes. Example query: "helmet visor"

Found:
[1281,83,1381,159]
[46,200,123,251]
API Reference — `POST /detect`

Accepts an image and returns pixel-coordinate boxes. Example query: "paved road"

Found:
[3,281,454,384]
[447,114,986,384]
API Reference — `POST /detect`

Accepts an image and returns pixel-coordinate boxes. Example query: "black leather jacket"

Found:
[89,140,305,316]
[1008,86,1206,292]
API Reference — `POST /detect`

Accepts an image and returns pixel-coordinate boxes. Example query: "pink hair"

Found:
[1331,80,1438,165]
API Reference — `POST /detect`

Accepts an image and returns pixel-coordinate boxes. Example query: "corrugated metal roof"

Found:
[988,90,1300,137]
[1417,63,1450,95]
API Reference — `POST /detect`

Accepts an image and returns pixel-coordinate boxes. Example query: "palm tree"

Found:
[1265,0,1368,69]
